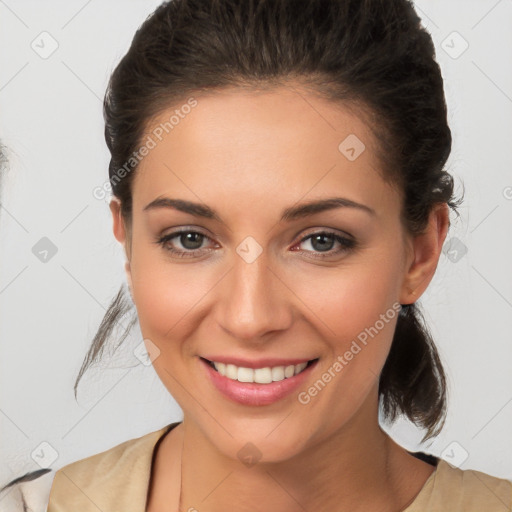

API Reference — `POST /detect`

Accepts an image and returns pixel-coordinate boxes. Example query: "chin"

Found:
[208,419,312,466]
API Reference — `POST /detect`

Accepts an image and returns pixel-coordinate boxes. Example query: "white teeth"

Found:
[226,364,238,380]
[284,365,295,378]
[237,367,254,382]
[212,360,311,383]
[271,366,285,381]
[295,362,308,374]
[254,367,273,384]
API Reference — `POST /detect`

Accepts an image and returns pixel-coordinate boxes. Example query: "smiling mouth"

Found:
[200,357,319,384]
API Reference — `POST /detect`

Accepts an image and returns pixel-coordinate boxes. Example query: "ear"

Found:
[399,202,450,305]
[109,198,133,298]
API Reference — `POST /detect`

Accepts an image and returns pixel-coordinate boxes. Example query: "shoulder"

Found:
[54,426,167,478]
[47,423,175,512]
[0,468,56,512]
[408,458,512,511]
[435,459,512,508]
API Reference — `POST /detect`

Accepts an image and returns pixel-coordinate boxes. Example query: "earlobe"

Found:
[400,203,450,305]
[125,260,134,301]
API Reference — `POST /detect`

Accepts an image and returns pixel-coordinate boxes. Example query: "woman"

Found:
[6,0,512,510]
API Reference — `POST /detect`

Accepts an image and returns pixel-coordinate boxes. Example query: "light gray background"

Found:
[1,0,511,486]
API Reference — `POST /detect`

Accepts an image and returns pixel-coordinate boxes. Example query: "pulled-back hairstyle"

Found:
[76,0,463,442]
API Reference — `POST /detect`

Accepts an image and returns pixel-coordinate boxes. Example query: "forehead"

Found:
[132,86,398,217]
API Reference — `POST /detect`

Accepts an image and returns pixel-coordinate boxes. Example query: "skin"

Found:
[110,84,450,512]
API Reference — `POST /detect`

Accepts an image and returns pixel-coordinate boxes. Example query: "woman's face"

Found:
[111,85,443,462]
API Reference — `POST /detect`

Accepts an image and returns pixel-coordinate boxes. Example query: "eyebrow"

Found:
[143,196,376,222]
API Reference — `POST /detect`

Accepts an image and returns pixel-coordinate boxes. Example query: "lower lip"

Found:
[200,358,318,406]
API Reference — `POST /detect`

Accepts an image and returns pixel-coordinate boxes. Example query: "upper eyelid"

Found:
[161,228,217,245]
[297,227,353,240]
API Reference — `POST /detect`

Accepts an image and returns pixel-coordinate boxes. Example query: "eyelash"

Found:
[154,228,357,259]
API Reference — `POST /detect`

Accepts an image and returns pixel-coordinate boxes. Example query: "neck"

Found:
[174,387,429,512]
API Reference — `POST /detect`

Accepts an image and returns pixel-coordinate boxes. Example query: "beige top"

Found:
[47,422,512,512]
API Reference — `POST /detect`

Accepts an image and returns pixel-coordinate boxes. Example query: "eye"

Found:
[154,228,357,260]
[292,230,357,259]
[155,229,216,258]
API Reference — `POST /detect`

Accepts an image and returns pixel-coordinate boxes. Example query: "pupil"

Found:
[182,232,203,250]
[312,234,334,252]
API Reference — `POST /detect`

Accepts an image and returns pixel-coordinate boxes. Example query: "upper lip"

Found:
[200,355,317,369]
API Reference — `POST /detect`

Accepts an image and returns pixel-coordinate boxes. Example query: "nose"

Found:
[216,247,293,343]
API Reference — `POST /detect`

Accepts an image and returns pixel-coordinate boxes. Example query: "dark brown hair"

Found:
[76,0,464,442]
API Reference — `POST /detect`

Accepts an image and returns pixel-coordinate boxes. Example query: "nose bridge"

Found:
[218,243,291,340]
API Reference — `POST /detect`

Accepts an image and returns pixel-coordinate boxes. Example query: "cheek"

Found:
[290,255,402,346]
[290,270,402,436]
[288,254,403,400]
[130,259,215,398]
[129,254,212,346]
